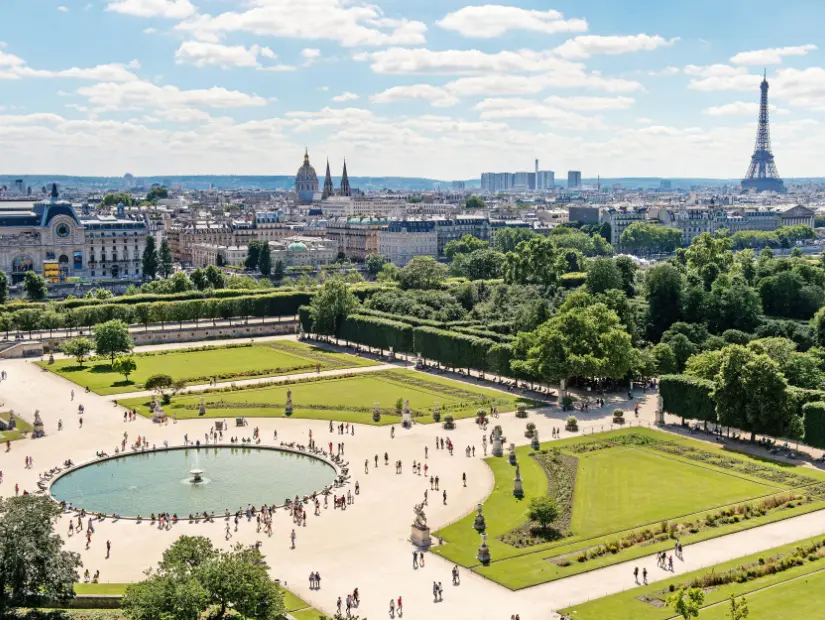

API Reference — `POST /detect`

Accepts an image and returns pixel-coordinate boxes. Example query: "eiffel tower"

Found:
[741,71,786,193]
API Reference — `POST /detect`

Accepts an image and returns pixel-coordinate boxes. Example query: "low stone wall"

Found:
[36,320,299,353]
[0,341,45,359]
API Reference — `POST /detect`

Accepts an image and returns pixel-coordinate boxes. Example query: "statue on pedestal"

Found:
[655,394,665,425]
[410,502,431,548]
[492,425,504,457]
[285,389,294,417]
[373,402,381,423]
[32,410,45,438]
[473,503,486,532]
[477,532,491,565]
[198,396,206,416]
[508,443,517,465]
[513,463,524,498]
[531,428,540,451]
[401,399,412,429]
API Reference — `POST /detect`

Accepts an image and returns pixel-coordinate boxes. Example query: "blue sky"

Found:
[1,0,825,179]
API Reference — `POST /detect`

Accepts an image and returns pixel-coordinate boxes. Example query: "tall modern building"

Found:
[742,72,786,193]
[567,171,582,189]
[537,171,555,190]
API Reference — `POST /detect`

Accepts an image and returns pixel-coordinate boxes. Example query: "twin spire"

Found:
[322,157,351,199]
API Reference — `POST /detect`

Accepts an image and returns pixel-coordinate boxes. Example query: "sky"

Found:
[2,0,825,180]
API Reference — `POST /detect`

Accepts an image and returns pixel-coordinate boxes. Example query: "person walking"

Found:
[413,549,418,568]
[443,489,447,505]
[106,540,111,559]
[633,566,638,583]
[290,529,296,549]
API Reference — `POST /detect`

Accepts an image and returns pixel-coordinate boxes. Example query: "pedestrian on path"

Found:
[291,529,296,549]
[413,550,418,568]
[633,566,638,583]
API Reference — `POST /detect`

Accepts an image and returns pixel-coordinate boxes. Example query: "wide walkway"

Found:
[0,338,822,620]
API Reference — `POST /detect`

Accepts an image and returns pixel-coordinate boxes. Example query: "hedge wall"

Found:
[786,386,825,418]
[659,374,716,423]
[338,314,414,353]
[802,402,825,450]
[412,326,495,372]
[561,272,587,289]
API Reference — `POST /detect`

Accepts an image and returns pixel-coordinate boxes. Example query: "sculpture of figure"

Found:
[413,502,428,529]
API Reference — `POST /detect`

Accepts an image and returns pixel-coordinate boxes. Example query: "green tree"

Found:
[61,337,93,367]
[23,270,47,300]
[190,267,208,291]
[122,536,283,620]
[204,265,225,289]
[13,308,42,338]
[645,263,683,339]
[258,242,272,276]
[620,222,682,254]
[0,269,8,304]
[94,319,133,365]
[493,228,536,253]
[465,195,487,210]
[451,248,505,280]
[273,260,285,280]
[652,342,677,374]
[398,256,448,290]
[742,353,789,439]
[727,595,749,620]
[505,236,562,287]
[713,345,754,431]
[528,496,559,531]
[142,235,158,280]
[158,239,174,279]
[614,254,637,296]
[685,232,733,289]
[112,356,137,382]
[309,278,359,336]
[377,262,400,283]
[146,186,169,202]
[40,308,63,337]
[365,253,386,276]
[586,257,623,294]
[245,240,262,271]
[145,374,174,398]
[667,587,704,620]
[101,193,133,206]
[444,234,488,259]
[0,495,81,617]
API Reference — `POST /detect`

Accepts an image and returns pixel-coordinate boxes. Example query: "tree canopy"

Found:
[309,278,359,336]
[397,256,448,290]
[94,319,133,364]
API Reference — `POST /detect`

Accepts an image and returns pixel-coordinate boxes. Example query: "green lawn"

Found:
[73,583,128,596]
[0,411,34,442]
[432,427,825,589]
[560,534,825,620]
[39,341,376,395]
[571,448,773,538]
[120,369,533,425]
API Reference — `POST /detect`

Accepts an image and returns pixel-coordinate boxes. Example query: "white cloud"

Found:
[0,48,140,82]
[648,66,680,77]
[175,0,427,48]
[473,97,605,130]
[554,34,678,59]
[703,101,784,116]
[301,48,321,60]
[143,27,157,34]
[174,41,291,70]
[436,6,587,38]
[730,44,817,66]
[371,85,460,108]
[772,67,825,110]
[685,64,761,91]
[57,6,69,13]
[543,95,634,110]
[105,0,195,19]
[364,47,581,75]
[332,91,359,102]
[75,80,269,112]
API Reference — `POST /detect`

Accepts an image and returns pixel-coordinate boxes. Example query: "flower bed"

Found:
[500,449,578,549]
[564,433,656,454]
[647,442,819,487]
[550,493,807,566]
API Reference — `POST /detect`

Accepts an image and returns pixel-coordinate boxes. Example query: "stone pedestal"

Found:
[411,524,431,548]
[655,395,665,425]
[402,399,412,429]
[531,429,540,451]
[198,397,206,417]
[32,410,44,438]
[508,443,517,465]
[492,426,504,457]
[285,389,294,417]
[473,503,486,533]
[477,533,491,565]
[513,464,524,498]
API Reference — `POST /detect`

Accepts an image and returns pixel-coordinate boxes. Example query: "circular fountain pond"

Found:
[50,447,336,517]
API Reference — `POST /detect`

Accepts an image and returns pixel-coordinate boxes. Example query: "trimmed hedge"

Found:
[412,326,495,372]
[338,314,414,353]
[561,272,587,289]
[802,401,825,449]
[787,386,825,417]
[659,374,716,423]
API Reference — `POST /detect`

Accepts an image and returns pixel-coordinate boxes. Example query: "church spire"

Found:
[339,158,351,197]
[303,147,310,166]
[322,159,334,199]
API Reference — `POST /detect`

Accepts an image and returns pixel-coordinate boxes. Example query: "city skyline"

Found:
[2,1,825,178]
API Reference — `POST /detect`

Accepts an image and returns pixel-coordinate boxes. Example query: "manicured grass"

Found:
[560,534,825,620]
[291,608,324,620]
[281,589,310,613]
[0,411,34,442]
[38,342,375,395]
[120,369,532,426]
[571,448,772,538]
[432,427,825,589]
[73,583,128,595]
